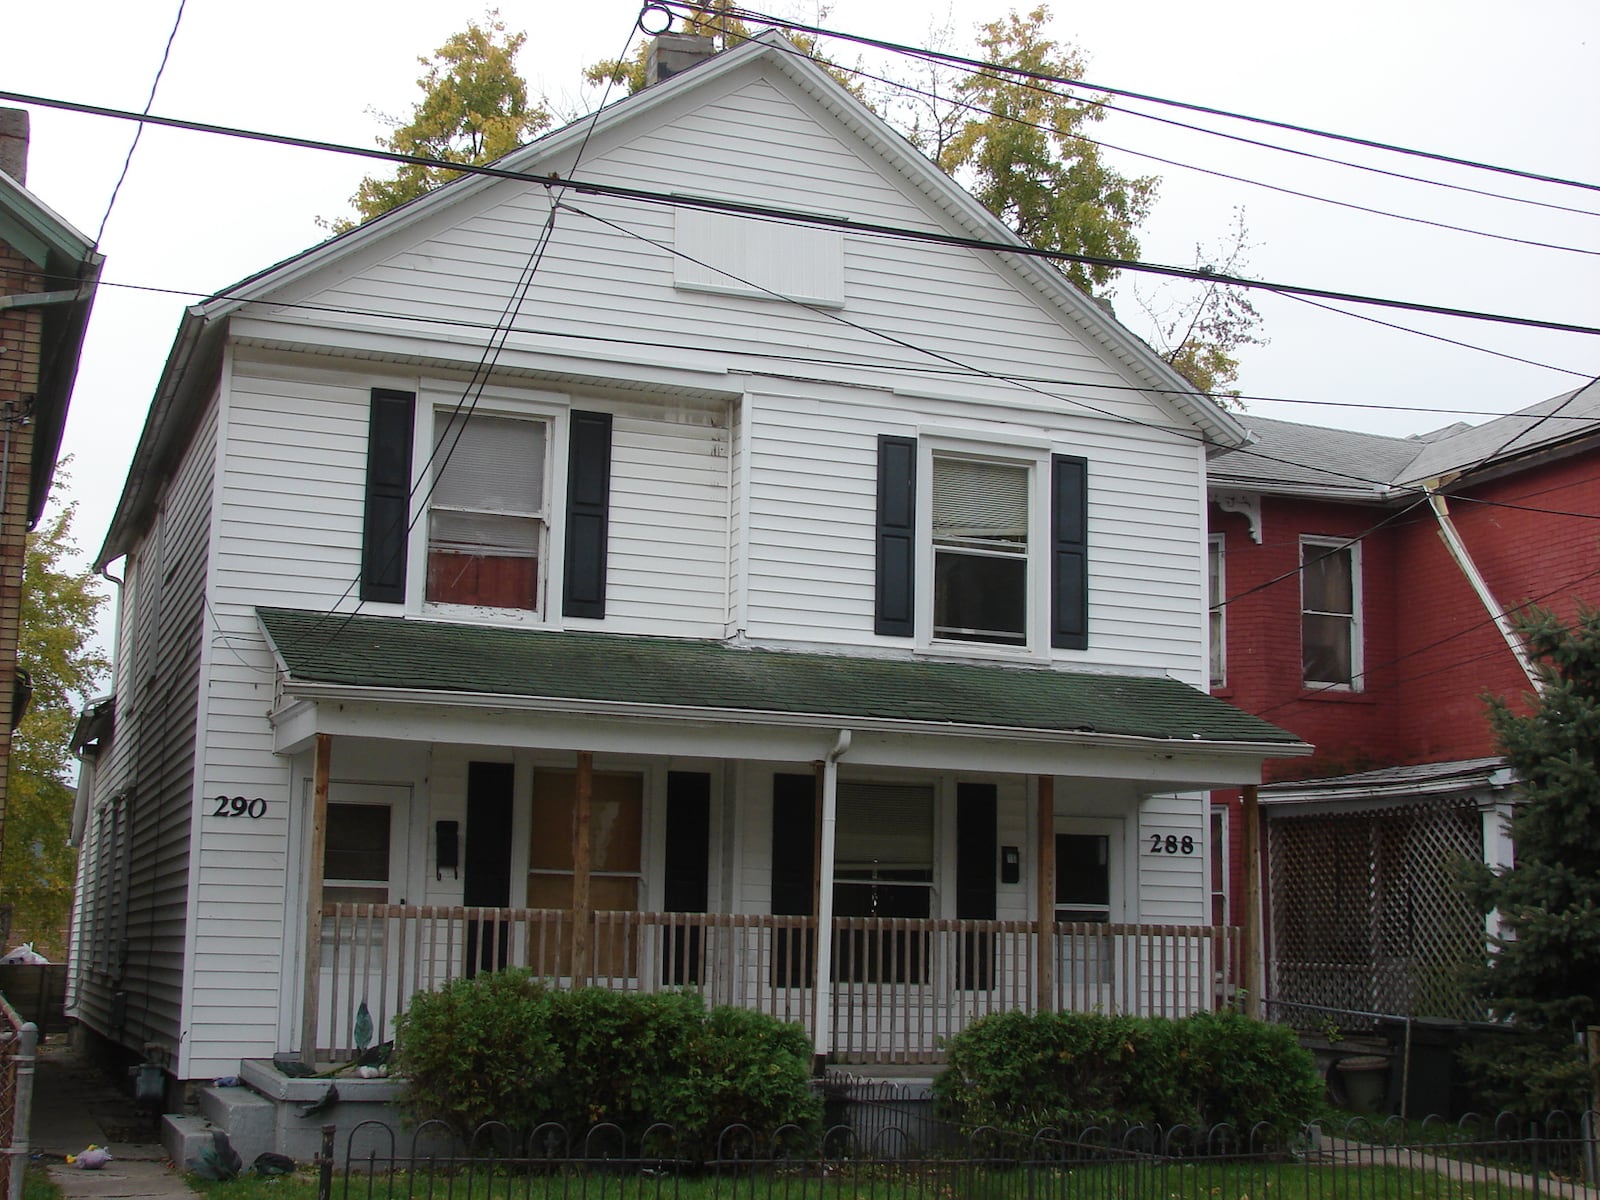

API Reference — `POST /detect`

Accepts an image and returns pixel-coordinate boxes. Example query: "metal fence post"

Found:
[316,1123,335,1200]
[6,1023,37,1200]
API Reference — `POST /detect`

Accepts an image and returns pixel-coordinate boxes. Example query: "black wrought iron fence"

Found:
[321,1111,1600,1200]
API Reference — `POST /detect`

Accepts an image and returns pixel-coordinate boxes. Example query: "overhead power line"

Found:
[671,1,1600,195]
[4,88,1597,338]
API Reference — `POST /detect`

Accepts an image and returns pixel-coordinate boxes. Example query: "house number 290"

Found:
[211,795,267,818]
[1148,834,1195,855]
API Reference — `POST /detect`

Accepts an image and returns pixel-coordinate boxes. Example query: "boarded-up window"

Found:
[674,207,844,307]
[528,769,643,978]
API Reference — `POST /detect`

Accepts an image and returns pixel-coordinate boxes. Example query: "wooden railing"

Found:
[317,905,1240,1063]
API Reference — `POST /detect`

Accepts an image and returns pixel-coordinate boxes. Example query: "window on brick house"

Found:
[1301,538,1361,688]
[1208,535,1226,687]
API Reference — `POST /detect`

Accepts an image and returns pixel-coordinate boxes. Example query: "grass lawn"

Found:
[23,1167,62,1200]
[186,1160,1550,1200]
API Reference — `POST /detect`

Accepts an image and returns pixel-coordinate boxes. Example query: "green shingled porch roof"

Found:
[257,607,1301,746]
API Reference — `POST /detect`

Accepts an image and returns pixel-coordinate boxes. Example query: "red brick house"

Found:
[0,110,102,945]
[1206,381,1600,1023]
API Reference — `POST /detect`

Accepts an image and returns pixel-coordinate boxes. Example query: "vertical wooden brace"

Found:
[1036,776,1055,1012]
[571,751,593,983]
[300,733,332,1065]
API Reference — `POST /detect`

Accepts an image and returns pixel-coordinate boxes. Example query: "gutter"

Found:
[812,729,851,1066]
[1424,480,1542,694]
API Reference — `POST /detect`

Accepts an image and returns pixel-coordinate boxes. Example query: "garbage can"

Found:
[1375,1018,1465,1119]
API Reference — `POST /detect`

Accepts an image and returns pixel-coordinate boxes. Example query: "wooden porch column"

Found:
[1241,784,1263,1019]
[299,733,332,1066]
[1035,775,1055,1012]
[571,751,593,984]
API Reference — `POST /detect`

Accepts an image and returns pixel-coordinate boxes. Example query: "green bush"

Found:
[934,1009,1321,1136]
[392,973,821,1152]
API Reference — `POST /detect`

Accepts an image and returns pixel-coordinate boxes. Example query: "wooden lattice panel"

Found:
[1268,801,1485,1025]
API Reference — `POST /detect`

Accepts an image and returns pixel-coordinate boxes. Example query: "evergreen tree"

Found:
[1459,606,1600,1114]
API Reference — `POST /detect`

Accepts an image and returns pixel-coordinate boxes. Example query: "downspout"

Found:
[1424,482,1543,694]
[812,728,851,1070]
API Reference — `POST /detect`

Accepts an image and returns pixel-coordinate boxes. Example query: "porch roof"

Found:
[258,607,1302,749]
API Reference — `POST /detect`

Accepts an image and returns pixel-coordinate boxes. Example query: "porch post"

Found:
[572,751,593,984]
[1241,784,1263,1018]
[812,731,849,1069]
[1035,775,1055,1012]
[299,732,332,1066]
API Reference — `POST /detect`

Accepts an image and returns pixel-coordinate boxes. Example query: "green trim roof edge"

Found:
[258,607,1301,747]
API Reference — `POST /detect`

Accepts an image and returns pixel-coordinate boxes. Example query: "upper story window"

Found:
[875,435,1087,654]
[360,389,614,619]
[1301,538,1361,689]
[1208,535,1226,687]
[427,413,547,611]
[932,456,1030,646]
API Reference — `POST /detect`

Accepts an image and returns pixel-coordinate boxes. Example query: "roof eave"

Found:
[95,306,218,570]
[273,675,1311,758]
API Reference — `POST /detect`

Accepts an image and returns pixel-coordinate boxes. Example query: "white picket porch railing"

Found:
[316,905,1241,1063]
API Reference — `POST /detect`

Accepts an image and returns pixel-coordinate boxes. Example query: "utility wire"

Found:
[42,269,1596,426]
[674,1,1600,194]
[743,33,1600,257]
[1277,291,1594,378]
[93,0,185,246]
[4,87,1596,337]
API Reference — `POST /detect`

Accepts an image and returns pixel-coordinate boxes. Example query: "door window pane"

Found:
[1055,833,1109,923]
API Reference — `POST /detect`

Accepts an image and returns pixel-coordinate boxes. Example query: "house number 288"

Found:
[1148,834,1195,855]
[211,795,267,818]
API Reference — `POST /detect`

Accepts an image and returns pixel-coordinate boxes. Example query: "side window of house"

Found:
[1208,535,1226,688]
[323,803,392,905]
[875,439,1087,650]
[1301,538,1360,688]
[427,413,547,611]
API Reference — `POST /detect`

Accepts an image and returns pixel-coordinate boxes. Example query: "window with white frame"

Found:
[834,782,935,984]
[1301,538,1361,688]
[323,803,393,906]
[1208,535,1226,687]
[931,455,1031,646]
[426,412,548,611]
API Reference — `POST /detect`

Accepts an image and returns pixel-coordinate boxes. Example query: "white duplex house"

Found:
[67,32,1306,1089]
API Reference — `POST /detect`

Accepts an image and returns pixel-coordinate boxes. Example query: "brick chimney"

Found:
[0,109,28,185]
[645,34,716,87]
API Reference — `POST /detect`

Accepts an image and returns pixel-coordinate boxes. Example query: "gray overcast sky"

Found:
[5,0,1598,569]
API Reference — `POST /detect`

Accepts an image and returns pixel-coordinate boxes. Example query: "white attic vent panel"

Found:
[674,205,844,307]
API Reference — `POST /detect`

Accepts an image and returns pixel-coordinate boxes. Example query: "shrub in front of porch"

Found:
[392,971,820,1152]
[934,1009,1320,1136]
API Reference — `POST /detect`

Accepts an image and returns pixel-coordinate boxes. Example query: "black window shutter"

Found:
[875,435,917,637]
[955,782,998,990]
[955,784,998,920]
[770,773,816,989]
[770,774,816,915]
[1051,454,1089,650]
[563,410,613,619]
[663,772,711,914]
[663,771,712,986]
[361,389,415,603]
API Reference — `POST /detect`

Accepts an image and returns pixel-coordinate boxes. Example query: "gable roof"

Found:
[1211,378,1600,501]
[99,31,1245,567]
[0,168,102,527]
[258,606,1306,751]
